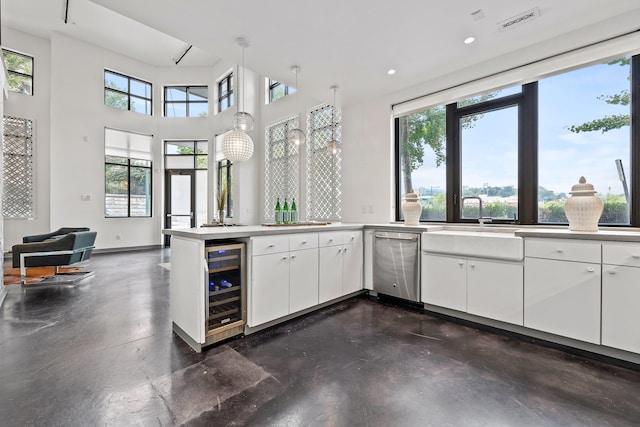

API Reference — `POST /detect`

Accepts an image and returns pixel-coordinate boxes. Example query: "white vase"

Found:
[401,193,422,225]
[564,176,603,232]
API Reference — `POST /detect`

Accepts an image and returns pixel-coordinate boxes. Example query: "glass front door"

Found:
[165,170,196,246]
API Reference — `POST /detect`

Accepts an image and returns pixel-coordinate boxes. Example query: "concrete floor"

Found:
[1,249,639,426]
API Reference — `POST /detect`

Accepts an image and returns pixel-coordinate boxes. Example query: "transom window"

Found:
[164,86,208,117]
[104,70,152,115]
[2,49,33,95]
[218,72,234,113]
[267,78,295,103]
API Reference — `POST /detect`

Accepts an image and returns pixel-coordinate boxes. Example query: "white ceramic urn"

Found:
[401,192,422,225]
[564,176,603,232]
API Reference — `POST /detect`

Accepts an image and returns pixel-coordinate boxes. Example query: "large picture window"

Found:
[105,129,153,217]
[104,70,152,115]
[164,86,208,117]
[396,54,639,227]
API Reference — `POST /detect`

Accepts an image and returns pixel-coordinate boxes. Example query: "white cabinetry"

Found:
[524,238,601,344]
[422,253,523,325]
[319,231,363,304]
[602,243,640,353]
[250,233,319,327]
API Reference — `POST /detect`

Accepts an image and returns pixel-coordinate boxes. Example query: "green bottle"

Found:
[275,197,282,224]
[283,198,290,224]
[290,198,298,224]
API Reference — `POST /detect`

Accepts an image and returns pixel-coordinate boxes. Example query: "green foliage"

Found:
[539,194,628,224]
[2,50,33,93]
[421,193,446,221]
[105,82,129,109]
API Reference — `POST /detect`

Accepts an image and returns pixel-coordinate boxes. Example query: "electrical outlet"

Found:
[361,205,367,214]
[80,194,92,201]
[368,205,374,214]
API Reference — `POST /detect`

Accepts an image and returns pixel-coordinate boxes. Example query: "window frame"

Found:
[104,156,153,218]
[217,159,233,217]
[395,54,640,227]
[268,79,294,103]
[218,72,234,113]
[163,86,208,117]
[104,69,153,115]
[2,49,34,96]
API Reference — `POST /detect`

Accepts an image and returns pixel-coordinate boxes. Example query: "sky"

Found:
[409,58,631,199]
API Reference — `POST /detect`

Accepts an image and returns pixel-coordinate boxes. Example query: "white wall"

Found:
[3,28,52,249]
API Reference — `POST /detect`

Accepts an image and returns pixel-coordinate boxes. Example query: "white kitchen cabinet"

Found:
[421,254,467,312]
[250,233,319,327]
[364,229,374,290]
[524,256,601,344]
[251,251,290,326]
[467,259,523,325]
[602,242,640,353]
[318,231,363,304]
[289,248,319,313]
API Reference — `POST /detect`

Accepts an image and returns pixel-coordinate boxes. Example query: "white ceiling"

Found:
[3,0,640,106]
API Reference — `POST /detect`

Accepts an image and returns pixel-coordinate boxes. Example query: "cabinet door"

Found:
[602,265,640,353]
[289,248,319,313]
[421,254,466,312]
[342,242,363,295]
[467,260,523,325]
[250,252,290,326]
[524,257,601,344]
[364,230,374,290]
[319,245,343,304]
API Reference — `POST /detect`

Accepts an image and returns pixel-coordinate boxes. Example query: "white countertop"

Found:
[163,222,364,240]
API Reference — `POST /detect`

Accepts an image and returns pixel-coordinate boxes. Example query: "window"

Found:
[267,78,295,103]
[264,116,299,220]
[3,116,34,218]
[164,86,208,117]
[215,134,234,218]
[165,140,208,223]
[218,72,233,113]
[307,104,341,220]
[105,128,153,217]
[104,70,152,115]
[396,54,640,227]
[2,49,33,95]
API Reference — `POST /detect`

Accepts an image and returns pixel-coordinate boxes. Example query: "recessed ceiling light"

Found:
[464,36,476,44]
[387,69,396,75]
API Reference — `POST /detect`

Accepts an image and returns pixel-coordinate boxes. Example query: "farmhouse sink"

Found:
[422,229,524,261]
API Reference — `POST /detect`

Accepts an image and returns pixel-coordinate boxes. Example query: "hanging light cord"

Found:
[242,44,246,114]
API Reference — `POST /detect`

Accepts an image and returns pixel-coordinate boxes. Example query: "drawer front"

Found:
[251,235,290,256]
[603,242,640,267]
[290,233,319,251]
[342,230,362,245]
[318,232,343,247]
[525,238,600,263]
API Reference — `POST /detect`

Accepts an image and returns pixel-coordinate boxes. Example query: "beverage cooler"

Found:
[204,241,246,345]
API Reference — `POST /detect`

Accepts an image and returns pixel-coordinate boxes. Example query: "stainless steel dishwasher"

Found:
[373,231,420,302]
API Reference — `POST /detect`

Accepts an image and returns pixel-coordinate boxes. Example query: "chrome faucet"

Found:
[461,196,492,226]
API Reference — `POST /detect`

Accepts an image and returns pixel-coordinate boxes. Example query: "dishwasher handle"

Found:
[374,232,419,241]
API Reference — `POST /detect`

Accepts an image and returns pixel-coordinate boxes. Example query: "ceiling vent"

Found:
[497,7,541,32]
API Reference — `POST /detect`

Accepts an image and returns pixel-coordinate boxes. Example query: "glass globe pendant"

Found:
[221,130,254,162]
[287,65,306,146]
[232,111,254,131]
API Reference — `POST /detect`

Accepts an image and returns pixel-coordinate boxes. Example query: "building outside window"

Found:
[214,134,234,218]
[2,49,33,95]
[396,55,636,226]
[105,128,152,217]
[164,86,208,117]
[218,72,234,113]
[264,116,299,220]
[104,70,152,115]
[267,78,295,103]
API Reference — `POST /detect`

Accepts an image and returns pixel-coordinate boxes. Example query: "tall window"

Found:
[215,134,234,218]
[307,104,341,220]
[164,86,208,117]
[218,72,233,113]
[267,78,295,103]
[2,49,33,95]
[105,128,152,217]
[165,140,208,224]
[104,70,152,115]
[264,116,299,220]
[396,54,639,227]
[2,116,34,218]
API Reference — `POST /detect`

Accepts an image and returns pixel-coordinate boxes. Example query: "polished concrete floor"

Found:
[1,249,640,426]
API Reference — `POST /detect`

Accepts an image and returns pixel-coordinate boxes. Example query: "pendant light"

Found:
[327,86,340,156]
[221,37,254,162]
[287,65,306,146]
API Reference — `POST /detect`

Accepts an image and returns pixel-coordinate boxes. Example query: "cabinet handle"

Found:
[301,241,307,244]
[337,248,342,253]
[587,268,595,273]
[632,254,640,259]
[458,261,464,266]
[470,263,475,269]
[268,244,275,248]
[329,238,334,242]
[556,249,564,253]
[290,255,297,259]
[350,236,355,241]
[608,270,616,275]
[344,247,348,252]
[282,256,288,260]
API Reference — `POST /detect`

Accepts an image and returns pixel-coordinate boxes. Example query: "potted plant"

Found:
[216,186,227,224]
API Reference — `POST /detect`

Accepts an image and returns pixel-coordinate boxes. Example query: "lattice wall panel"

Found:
[264,116,299,220]
[307,104,341,220]
[3,116,34,218]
